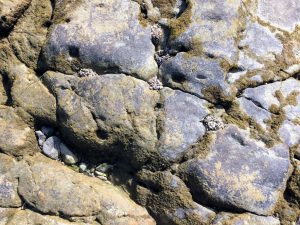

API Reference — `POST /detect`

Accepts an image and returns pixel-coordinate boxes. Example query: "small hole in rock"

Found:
[65,18,71,23]
[155,103,163,109]
[1,16,7,22]
[96,130,109,140]
[196,74,207,80]
[68,45,79,58]
[228,67,244,73]
[171,73,186,83]
[43,20,52,27]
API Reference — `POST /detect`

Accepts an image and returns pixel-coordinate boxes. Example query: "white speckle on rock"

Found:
[79,163,87,172]
[42,136,61,160]
[78,68,98,77]
[203,115,225,131]
[151,24,163,46]
[148,76,163,90]
[59,142,78,165]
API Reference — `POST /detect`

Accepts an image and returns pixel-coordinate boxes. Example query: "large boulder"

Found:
[180,125,291,215]
[18,154,155,225]
[0,106,39,156]
[39,0,157,80]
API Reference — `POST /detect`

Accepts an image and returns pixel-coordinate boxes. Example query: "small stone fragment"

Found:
[148,76,163,90]
[79,163,87,172]
[35,131,46,147]
[203,115,225,131]
[78,68,98,77]
[151,24,163,46]
[42,136,61,160]
[59,143,78,165]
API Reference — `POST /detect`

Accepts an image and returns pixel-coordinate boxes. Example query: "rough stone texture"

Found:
[160,52,235,103]
[40,0,157,80]
[8,0,52,69]
[212,212,280,225]
[180,125,291,215]
[42,136,61,160]
[43,71,160,168]
[0,154,22,208]
[169,0,243,64]
[18,154,155,224]
[239,21,283,61]
[135,170,216,225]
[0,75,7,105]
[0,106,39,156]
[256,0,300,32]
[157,88,209,162]
[8,63,56,124]
[0,0,31,32]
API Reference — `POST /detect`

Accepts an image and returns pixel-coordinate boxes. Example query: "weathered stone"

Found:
[4,209,93,225]
[169,0,243,64]
[180,125,291,215]
[60,142,78,165]
[43,72,159,168]
[0,154,22,208]
[35,130,46,146]
[8,63,56,124]
[239,21,283,61]
[40,0,157,80]
[212,212,280,225]
[8,0,52,69]
[42,136,61,160]
[256,0,300,32]
[0,106,39,156]
[157,88,209,162]
[135,170,215,225]
[0,208,17,224]
[18,154,155,224]
[0,75,7,105]
[0,0,31,32]
[160,52,235,103]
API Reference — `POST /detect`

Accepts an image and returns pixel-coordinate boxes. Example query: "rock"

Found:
[180,125,291,215]
[95,163,113,173]
[4,209,93,225]
[18,154,155,224]
[39,0,157,80]
[0,0,31,32]
[8,0,52,69]
[0,208,18,224]
[160,52,235,103]
[212,212,280,225]
[0,106,39,156]
[0,154,22,208]
[42,136,61,160]
[135,170,216,225]
[203,115,225,131]
[43,72,159,168]
[157,88,209,162]
[8,63,57,124]
[256,0,300,32]
[239,21,283,61]
[35,130,46,147]
[0,75,7,105]
[169,0,243,64]
[79,163,88,172]
[59,142,78,165]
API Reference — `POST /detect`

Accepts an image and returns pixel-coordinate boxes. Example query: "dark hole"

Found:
[228,66,244,73]
[43,20,52,27]
[65,18,71,23]
[96,130,109,140]
[97,3,105,7]
[155,102,163,109]
[171,73,186,83]
[196,74,207,80]
[68,45,79,58]
[205,53,215,59]
[1,16,7,22]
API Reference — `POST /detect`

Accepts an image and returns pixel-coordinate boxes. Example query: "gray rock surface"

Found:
[42,136,61,160]
[40,0,157,80]
[180,125,291,215]
[212,212,280,225]
[59,142,78,165]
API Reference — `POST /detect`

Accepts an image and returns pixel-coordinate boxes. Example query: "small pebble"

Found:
[148,76,163,90]
[95,163,113,173]
[94,171,106,176]
[35,130,46,147]
[60,142,78,165]
[79,163,87,172]
[42,136,61,160]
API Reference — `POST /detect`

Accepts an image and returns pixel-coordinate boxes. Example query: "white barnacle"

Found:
[203,115,225,131]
